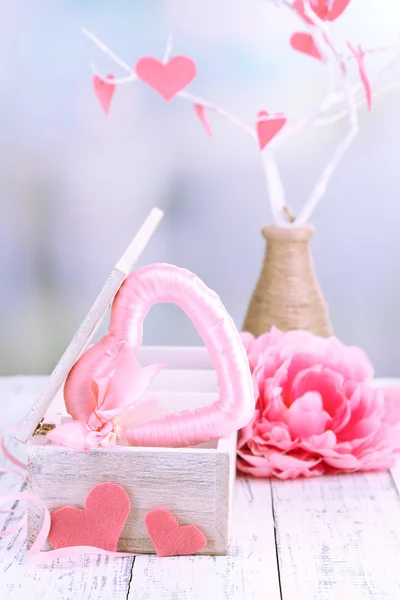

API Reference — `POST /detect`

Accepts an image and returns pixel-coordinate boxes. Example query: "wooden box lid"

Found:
[15,208,163,444]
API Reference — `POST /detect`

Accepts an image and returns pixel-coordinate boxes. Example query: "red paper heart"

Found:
[136,56,196,101]
[48,483,130,551]
[256,111,287,150]
[290,32,322,61]
[93,74,115,115]
[145,508,207,557]
[293,0,351,22]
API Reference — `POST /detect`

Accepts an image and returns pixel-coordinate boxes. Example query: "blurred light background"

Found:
[1,0,400,376]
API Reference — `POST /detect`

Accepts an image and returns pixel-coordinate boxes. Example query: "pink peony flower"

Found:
[238,328,400,479]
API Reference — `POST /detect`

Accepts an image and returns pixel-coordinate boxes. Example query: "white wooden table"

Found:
[1,376,400,600]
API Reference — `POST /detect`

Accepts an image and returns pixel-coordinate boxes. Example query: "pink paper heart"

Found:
[256,111,287,150]
[293,0,351,22]
[48,483,130,551]
[93,74,115,115]
[145,508,206,557]
[290,32,322,61]
[194,103,213,137]
[136,56,196,101]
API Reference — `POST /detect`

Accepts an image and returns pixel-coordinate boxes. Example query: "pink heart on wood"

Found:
[93,74,115,115]
[290,32,322,61]
[136,56,196,101]
[48,483,130,551]
[256,111,287,150]
[145,508,207,557]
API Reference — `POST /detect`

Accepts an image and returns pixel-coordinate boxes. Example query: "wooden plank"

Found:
[391,464,400,494]
[0,525,134,600]
[0,377,134,600]
[271,471,400,599]
[127,475,282,600]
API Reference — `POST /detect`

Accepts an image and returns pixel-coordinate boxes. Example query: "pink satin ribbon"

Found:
[0,432,138,564]
[48,341,164,451]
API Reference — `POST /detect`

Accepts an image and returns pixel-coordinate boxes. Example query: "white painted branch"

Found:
[162,33,173,63]
[296,1,359,224]
[261,150,288,226]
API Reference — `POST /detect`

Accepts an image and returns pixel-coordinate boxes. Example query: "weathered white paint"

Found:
[128,476,282,600]
[271,471,400,599]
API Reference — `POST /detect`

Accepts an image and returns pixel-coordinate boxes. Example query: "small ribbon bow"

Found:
[47,342,164,451]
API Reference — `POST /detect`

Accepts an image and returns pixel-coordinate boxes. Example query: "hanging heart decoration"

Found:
[194,104,213,137]
[290,32,323,61]
[293,0,352,23]
[136,56,197,100]
[93,74,116,115]
[256,111,287,150]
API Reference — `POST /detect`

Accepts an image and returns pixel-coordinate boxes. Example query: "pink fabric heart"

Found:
[290,32,322,61]
[136,56,196,101]
[256,111,287,150]
[48,483,130,551]
[145,508,206,557]
[93,74,115,115]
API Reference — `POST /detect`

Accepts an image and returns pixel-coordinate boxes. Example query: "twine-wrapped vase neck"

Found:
[243,224,332,338]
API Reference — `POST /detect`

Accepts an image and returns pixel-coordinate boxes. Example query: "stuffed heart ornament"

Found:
[145,508,206,556]
[62,263,254,448]
[136,56,196,100]
[48,483,130,551]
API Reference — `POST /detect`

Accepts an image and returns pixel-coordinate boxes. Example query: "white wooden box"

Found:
[27,346,237,555]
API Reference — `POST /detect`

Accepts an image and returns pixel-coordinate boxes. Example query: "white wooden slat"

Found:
[128,476,282,600]
[391,464,400,494]
[0,525,134,600]
[271,471,400,600]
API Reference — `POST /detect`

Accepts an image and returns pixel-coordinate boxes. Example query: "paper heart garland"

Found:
[136,56,196,101]
[145,508,206,557]
[93,74,115,115]
[256,111,287,150]
[290,33,322,61]
[48,483,130,551]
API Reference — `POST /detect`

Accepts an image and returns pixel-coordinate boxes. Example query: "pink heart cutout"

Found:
[93,74,115,115]
[136,56,196,101]
[194,103,213,137]
[293,0,351,22]
[290,32,322,61]
[48,483,130,551]
[145,508,207,557]
[256,111,287,150]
